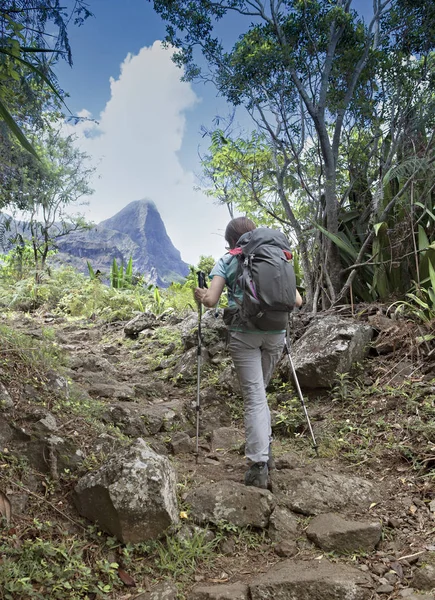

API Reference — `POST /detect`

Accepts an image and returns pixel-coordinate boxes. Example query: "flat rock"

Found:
[249,558,372,599]
[210,427,244,452]
[186,480,275,529]
[191,582,249,599]
[412,563,435,590]
[273,469,378,515]
[274,450,305,470]
[306,513,382,553]
[133,581,178,599]
[86,382,135,400]
[399,593,435,600]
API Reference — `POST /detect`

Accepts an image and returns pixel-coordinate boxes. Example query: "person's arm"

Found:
[295,289,303,307]
[194,275,226,308]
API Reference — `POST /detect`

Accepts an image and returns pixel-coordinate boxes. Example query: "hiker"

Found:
[194,217,302,489]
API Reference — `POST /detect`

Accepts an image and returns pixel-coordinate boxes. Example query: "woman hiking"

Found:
[194,217,302,489]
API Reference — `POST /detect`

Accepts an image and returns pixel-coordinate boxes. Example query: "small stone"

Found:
[388,517,401,528]
[385,572,399,584]
[220,538,236,555]
[170,431,193,454]
[274,540,298,558]
[372,563,388,576]
[377,584,395,594]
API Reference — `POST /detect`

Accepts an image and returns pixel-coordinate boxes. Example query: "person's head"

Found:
[224,217,256,249]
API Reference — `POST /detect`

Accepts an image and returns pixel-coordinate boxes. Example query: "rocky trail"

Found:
[1,308,435,599]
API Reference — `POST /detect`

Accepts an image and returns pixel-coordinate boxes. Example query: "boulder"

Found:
[210,427,244,453]
[104,400,185,437]
[217,365,240,394]
[170,431,193,454]
[124,312,158,338]
[0,382,14,410]
[273,468,378,515]
[86,382,135,400]
[74,439,179,543]
[249,558,371,599]
[188,388,233,434]
[68,354,117,374]
[0,415,13,445]
[290,316,373,388]
[181,310,227,351]
[172,347,210,381]
[412,562,435,590]
[306,513,382,553]
[186,480,275,529]
[15,434,83,475]
[268,505,299,542]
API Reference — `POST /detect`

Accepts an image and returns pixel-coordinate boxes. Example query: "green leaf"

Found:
[0,48,68,110]
[373,222,387,236]
[125,256,133,282]
[415,202,435,222]
[0,98,38,158]
[428,259,435,292]
[315,223,358,259]
[86,261,95,279]
[418,225,430,252]
[405,292,430,310]
[416,334,435,343]
[428,287,435,308]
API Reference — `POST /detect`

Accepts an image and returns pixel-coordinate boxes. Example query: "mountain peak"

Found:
[56,200,189,286]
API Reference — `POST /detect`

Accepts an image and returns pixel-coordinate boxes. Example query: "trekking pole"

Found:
[284,338,319,456]
[195,271,207,463]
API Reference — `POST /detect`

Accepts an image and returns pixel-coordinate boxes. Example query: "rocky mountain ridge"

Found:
[1,199,190,287]
[56,199,189,286]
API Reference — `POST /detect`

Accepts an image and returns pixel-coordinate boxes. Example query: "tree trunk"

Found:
[323,166,342,298]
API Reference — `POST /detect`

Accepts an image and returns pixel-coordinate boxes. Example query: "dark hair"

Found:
[224,217,256,249]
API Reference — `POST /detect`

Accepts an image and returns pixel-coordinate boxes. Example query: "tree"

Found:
[0,1,92,153]
[2,127,94,275]
[152,0,435,306]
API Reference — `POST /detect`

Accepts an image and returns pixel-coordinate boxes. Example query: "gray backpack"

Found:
[228,227,297,331]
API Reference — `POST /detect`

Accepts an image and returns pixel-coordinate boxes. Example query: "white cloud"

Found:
[67,41,230,265]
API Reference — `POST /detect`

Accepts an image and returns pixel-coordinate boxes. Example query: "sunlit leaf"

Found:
[314,224,358,259]
[373,222,387,236]
[0,98,38,158]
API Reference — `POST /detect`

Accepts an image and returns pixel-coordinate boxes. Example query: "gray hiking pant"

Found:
[228,330,286,464]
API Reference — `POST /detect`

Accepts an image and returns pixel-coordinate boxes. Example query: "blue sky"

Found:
[57,0,373,265]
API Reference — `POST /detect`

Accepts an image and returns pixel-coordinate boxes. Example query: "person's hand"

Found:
[194,287,207,305]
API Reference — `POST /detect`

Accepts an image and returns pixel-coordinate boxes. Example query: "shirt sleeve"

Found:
[209,256,228,283]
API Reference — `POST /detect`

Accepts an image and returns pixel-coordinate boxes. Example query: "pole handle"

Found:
[197,271,208,289]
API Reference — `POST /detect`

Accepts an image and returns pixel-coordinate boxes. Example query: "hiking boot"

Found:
[244,462,268,489]
[268,444,276,471]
